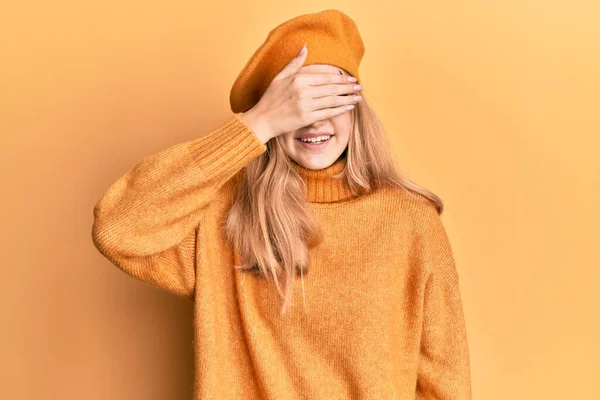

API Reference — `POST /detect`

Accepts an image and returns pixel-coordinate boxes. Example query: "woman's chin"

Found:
[291,154,341,170]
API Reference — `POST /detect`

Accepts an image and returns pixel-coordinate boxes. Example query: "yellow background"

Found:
[2,1,598,399]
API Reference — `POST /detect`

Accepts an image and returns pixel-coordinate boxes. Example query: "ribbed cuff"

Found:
[187,114,267,181]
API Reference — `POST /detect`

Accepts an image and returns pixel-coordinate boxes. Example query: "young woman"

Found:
[92,9,472,400]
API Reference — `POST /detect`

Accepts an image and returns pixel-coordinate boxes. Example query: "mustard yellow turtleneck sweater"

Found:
[91,114,473,399]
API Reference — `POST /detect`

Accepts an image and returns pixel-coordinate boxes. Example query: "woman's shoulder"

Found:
[369,183,440,231]
[374,182,437,211]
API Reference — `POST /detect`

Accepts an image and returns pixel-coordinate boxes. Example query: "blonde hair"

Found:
[224,70,443,316]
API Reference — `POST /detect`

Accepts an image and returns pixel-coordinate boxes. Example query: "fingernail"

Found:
[348,77,357,82]
[299,43,307,56]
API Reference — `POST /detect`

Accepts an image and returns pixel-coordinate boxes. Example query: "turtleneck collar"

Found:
[290,156,356,203]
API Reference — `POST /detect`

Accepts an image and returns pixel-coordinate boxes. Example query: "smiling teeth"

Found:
[300,135,331,143]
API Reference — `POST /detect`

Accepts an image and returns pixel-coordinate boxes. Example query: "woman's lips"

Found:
[295,136,332,149]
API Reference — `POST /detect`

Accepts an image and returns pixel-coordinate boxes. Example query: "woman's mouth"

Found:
[295,135,332,149]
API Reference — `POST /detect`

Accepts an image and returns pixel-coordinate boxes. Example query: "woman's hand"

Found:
[240,44,362,143]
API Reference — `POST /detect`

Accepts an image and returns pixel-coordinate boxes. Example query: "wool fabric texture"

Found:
[91,114,473,399]
[229,9,365,113]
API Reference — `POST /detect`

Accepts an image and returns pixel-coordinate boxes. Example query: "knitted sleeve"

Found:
[91,114,267,300]
[414,202,473,399]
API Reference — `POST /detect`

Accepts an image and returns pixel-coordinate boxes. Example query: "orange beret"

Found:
[229,9,365,113]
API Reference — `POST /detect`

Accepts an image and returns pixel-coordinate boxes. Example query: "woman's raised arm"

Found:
[91,114,267,300]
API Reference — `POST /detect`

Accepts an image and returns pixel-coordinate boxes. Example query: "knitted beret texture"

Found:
[229,9,365,113]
